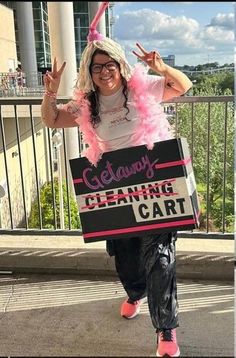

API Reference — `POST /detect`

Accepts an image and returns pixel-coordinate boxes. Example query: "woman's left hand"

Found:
[133,43,167,74]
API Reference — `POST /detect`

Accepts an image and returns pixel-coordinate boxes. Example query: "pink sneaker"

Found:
[120,297,147,319]
[156,328,180,357]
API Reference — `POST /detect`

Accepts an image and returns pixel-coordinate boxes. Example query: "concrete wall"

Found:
[0,4,17,72]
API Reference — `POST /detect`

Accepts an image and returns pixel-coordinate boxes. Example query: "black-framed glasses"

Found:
[90,61,119,74]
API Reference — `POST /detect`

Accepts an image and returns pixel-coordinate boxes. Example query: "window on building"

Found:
[33,8,41,20]
[73,1,88,13]
[34,20,42,31]
[0,1,14,9]
[34,31,44,43]
[36,52,46,68]
[74,13,89,27]
[35,41,45,51]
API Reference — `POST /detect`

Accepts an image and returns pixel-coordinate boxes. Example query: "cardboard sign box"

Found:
[69,138,200,243]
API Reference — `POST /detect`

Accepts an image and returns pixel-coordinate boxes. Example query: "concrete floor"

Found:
[0,273,234,357]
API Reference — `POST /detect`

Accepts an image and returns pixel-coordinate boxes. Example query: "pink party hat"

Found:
[87,2,109,42]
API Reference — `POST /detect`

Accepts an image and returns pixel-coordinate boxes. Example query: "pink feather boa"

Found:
[128,64,173,146]
[73,90,103,166]
[74,64,173,166]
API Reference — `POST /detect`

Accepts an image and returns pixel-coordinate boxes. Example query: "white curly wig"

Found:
[77,37,132,93]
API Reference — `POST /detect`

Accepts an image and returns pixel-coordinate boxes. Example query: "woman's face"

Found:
[90,53,122,95]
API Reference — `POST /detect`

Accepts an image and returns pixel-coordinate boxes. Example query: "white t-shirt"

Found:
[95,75,165,152]
[64,75,166,152]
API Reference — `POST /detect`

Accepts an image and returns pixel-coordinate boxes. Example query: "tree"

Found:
[175,78,234,232]
[190,72,234,94]
[28,179,81,229]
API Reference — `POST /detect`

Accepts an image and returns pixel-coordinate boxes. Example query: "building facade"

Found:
[162,55,175,67]
[0,1,114,73]
[0,3,17,72]
[0,1,114,228]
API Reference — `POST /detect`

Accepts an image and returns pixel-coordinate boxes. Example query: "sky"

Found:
[112,1,235,67]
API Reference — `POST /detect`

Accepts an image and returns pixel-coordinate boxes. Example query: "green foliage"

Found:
[28,179,81,229]
[191,71,234,95]
[174,76,234,232]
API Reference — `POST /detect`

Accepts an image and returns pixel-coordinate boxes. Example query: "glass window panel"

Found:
[0,2,14,9]
[36,52,46,66]
[34,31,44,42]
[46,55,51,65]
[75,27,89,42]
[33,8,41,20]
[80,27,89,41]
[74,30,78,42]
[42,10,48,21]
[75,41,82,54]
[73,1,88,13]
[44,33,50,43]
[45,43,51,53]
[74,14,89,28]
[42,2,47,12]
[34,20,42,31]
[35,41,44,51]
[81,41,88,52]
[33,1,40,8]
[43,20,49,33]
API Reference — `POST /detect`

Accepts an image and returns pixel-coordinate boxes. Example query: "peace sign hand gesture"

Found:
[133,43,167,75]
[43,57,66,93]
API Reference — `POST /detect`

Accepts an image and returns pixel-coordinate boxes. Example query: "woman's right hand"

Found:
[43,57,66,93]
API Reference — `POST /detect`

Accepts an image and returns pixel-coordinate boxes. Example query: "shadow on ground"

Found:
[0,274,234,357]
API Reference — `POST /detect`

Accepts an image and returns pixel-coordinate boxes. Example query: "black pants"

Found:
[106,232,179,330]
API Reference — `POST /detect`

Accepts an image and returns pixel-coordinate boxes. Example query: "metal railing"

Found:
[0,71,44,97]
[0,95,234,239]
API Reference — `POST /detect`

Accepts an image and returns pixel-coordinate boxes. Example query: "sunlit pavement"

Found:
[0,274,234,357]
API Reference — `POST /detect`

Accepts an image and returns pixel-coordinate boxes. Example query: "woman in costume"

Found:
[41,3,192,356]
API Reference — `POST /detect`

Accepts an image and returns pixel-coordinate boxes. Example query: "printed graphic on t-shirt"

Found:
[100,106,130,127]
[97,101,138,142]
